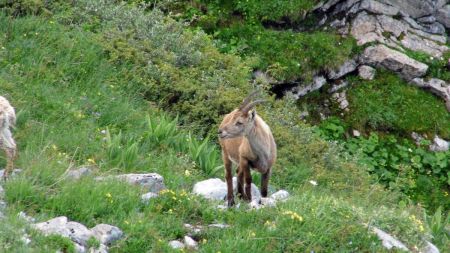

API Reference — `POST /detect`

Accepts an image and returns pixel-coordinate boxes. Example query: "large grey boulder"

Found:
[361,45,428,80]
[33,217,93,247]
[193,177,261,202]
[96,173,165,193]
[429,136,450,152]
[327,59,358,79]
[436,5,450,29]
[91,224,123,246]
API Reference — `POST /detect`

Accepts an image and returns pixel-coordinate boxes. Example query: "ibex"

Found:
[0,96,16,180]
[218,91,276,207]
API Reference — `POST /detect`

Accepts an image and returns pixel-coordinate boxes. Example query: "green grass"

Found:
[346,72,450,139]
[0,3,444,252]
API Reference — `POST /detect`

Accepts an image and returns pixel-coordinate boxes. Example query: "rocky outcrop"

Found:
[33,216,123,253]
[360,45,428,80]
[411,78,450,111]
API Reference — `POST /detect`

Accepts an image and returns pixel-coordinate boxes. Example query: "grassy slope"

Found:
[0,4,441,253]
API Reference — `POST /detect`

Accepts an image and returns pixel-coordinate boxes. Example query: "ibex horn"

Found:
[239,90,260,111]
[242,99,267,113]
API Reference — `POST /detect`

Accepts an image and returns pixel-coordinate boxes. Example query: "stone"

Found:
[91,224,123,246]
[208,223,230,229]
[411,78,450,111]
[351,12,384,46]
[260,197,276,207]
[18,211,35,223]
[193,178,227,201]
[400,33,448,58]
[270,190,290,202]
[183,236,198,249]
[379,0,435,18]
[417,16,436,24]
[89,244,108,253]
[141,192,158,203]
[96,173,165,193]
[436,5,450,29]
[371,227,409,251]
[352,130,361,137]
[184,224,203,234]
[358,65,376,80]
[361,45,428,80]
[66,167,92,180]
[421,22,446,35]
[421,240,440,253]
[429,136,449,152]
[377,15,408,37]
[290,76,327,99]
[327,59,358,80]
[359,0,399,16]
[328,81,349,93]
[168,240,185,249]
[0,168,22,178]
[65,221,94,247]
[74,243,87,253]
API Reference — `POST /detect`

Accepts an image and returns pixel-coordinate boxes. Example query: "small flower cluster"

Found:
[282,210,304,222]
[105,192,114,204]
[264,220,277,230]
[409,215,424,232]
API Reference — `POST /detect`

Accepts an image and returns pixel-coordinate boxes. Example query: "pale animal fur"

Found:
[0,96,16,180]
[218,92,276,207]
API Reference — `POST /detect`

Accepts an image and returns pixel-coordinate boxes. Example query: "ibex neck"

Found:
[245,117,272,166]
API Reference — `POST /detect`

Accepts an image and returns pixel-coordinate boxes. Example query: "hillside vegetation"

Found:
[0,0,448,252]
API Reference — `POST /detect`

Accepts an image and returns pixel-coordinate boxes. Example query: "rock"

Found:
[21,233,31,245]
[96,173,165,193]
[183,236,198,249]
[358,65,376,80]
[352,130,361,137]
[411,78,450,111]
[168,240,185,249]
[371,227,409,251]
[141,192,158,203]
[193,178,227,201]
[65,221,94,247]
[351,12,384,46]
[327,59,358,80]
[361,45,428,80]
[208,223,230,229]
[260,197,276,207]
[429,136,449,152]
[66,167,92,180]
[290,76,327,99]
[18,211,35,223]
[91,224,123,246]
[400,33,448,58]
[184,224,203,234]
[328,81,348,93]
[421,240,440,253]
[0,168,22,178]
[74,243,87,253]
[270,190,290,202]
[420,22,446,35]
[436,5,450,29]
[359,0,399,16]
[411,132,425,145]
[379,0,435,18]
[417,15,436,24]
[377,15,408,37]
[249,200,262,209]
[332,91,350,110]
[89,244,108,253]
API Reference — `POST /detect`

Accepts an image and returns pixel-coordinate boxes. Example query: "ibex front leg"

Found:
[1,134,16,180]
[240,159,252,202]
[223,153,235,207]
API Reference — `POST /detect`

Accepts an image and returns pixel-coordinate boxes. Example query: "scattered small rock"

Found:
[183,236,198,249]
[270,190,290,201]
[168,240,185,249]
[352,130,361,137]
[141,192,159,203]
[91,224,123,246]
[0,169,22,178]
[421,240,440,253]
[358,65,376,80]
[429,136,449,152]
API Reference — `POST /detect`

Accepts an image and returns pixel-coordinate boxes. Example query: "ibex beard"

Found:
[218,91,276,207]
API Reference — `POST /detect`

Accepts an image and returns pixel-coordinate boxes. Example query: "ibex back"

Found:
[218,91,276,207]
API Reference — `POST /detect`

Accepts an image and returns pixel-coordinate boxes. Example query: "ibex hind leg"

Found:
[261,170,271,198]
[2,147,16,180]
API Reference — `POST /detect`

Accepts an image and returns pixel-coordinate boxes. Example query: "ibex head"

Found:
[218,91,266,139]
